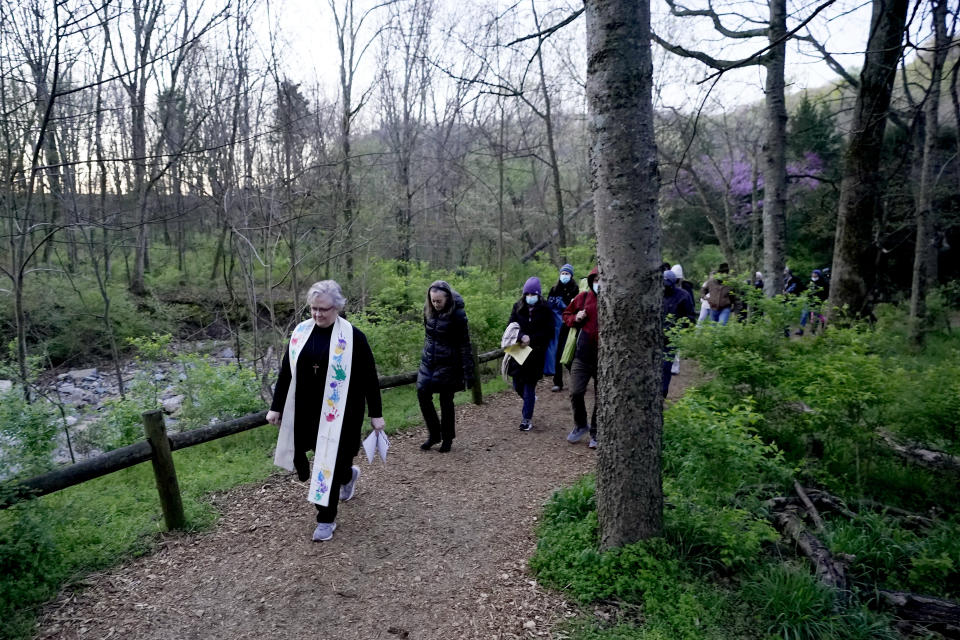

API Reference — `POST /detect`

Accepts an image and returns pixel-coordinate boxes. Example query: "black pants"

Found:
[294,447,354,524]
[418,388,456,442]
[553,324,571,387]
[569,357,597,437]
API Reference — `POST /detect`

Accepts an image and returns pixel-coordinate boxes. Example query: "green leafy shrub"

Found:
[0,387,58,478]
[0,500,63,640]
[175,355,263,428]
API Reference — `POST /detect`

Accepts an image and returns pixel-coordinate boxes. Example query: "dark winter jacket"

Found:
[784,273,805,295]
[417,281,474,392]
[808,271,829,302]
[663,284,696,356]
[547,279,580,313]
[271,323,382,477]
[507,298,555,382]
[563,267,600,365]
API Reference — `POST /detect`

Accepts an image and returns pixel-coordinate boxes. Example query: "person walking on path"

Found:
[662,270,697,397]
[701,263,735,325]
[546,264,580,392]
[797,269,829,335]
[416,280,475,453]
[563,266,601,449]
[669,264,695,375]
[267,280,385,542]
[507,277,555,431]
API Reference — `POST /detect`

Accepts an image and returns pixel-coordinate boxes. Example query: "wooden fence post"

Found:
[142,410,186,531]
[471,343,483,405]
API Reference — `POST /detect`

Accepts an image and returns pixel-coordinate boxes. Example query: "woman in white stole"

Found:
[266,281,385,542]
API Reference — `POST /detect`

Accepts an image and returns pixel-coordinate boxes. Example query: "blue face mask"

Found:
[592,282,599,293]
[559,274,571,284]
[525,295,538,305]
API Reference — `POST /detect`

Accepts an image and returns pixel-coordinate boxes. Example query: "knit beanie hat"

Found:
[523,277,541,295]
[560,263,574,276]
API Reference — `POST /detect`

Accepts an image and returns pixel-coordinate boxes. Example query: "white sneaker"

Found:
[312,521,337,541]
[339,466,360,501]
[588,438,598,449]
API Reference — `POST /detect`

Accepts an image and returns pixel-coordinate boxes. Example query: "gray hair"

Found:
[306,280,347,310]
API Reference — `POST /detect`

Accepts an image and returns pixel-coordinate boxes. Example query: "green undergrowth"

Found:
[533,292,959,639]
[0,377,506,640]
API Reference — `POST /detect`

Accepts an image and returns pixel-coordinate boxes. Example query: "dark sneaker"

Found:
[519,420,533,431]
[420,438,439,451]
[567,425,589,443]
[339,465,360,501]
[438,440,452,453]
[312,521,337,542]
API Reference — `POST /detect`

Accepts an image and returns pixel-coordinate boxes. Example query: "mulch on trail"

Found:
[36,364,697,640]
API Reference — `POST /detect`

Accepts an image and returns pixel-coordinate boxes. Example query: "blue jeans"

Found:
[513,377,537,420]
[710,307,731,326]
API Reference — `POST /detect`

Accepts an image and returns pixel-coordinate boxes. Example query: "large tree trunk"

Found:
[829,0,909,319]
[587,0,663,548]
[761,0,788,298]
[908,0,948,344]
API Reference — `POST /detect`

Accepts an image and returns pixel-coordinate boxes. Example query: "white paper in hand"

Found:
[376,431,389,462]
[362,431,378,463]
[362,431,390,463]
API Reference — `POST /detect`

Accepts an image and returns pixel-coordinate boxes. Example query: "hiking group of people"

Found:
[264,260,830,542]
[264,268,603,542]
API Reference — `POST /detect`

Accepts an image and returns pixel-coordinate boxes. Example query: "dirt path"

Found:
[36,366,697,640]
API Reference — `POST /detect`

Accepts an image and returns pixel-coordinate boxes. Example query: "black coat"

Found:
[417,291,474,392]
[271,323,383,479]
[547,279,580,311]
[663,285,696,355]
[507,298,555,382]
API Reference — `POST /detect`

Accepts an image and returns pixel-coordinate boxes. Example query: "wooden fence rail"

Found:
[0,348,505,515]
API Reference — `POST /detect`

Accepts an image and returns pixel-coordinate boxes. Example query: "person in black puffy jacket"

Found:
[508,277,556,431]
[416,280,474,452]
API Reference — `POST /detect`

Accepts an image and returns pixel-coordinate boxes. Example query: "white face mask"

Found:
[559,274,571,284]
[525,295,539,305]
[592,282,599,293]
[812,276,819,282]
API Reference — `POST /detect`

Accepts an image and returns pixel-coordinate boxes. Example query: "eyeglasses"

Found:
[311,305,335,314]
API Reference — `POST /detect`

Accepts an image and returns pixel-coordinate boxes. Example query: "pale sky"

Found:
[265,0,889,115]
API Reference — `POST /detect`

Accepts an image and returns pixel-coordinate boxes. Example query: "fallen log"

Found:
[771,506,851,597]
[878,429,960,474]
[794,481,825,532]
[878,590,960,638]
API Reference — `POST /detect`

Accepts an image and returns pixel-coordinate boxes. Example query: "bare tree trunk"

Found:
[530,0,566,257]
[762,0,788,298]
[587,0,663,548]
[908,0,948,344]
[750,155,762,275]
[829,0,909,320]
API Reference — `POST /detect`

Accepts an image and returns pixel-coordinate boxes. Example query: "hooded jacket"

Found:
[506,296,555,381]
[417,281,474,392]
[562,267,600,364]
